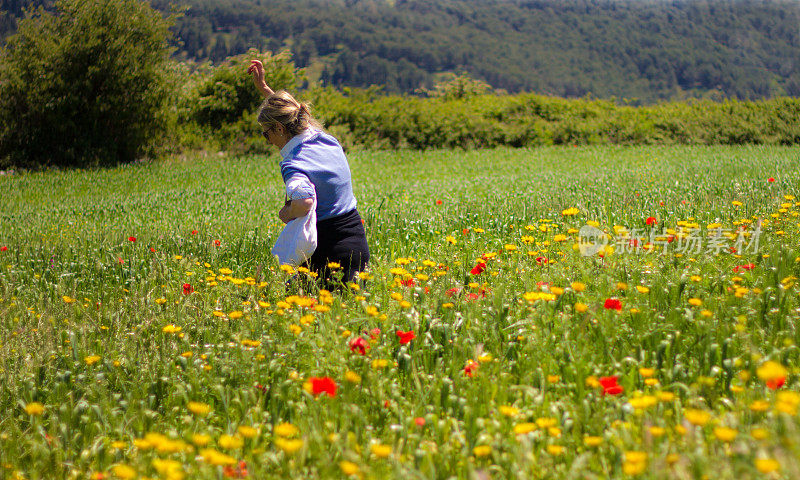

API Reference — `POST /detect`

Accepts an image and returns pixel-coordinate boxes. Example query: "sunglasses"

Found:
[261,124,279,139]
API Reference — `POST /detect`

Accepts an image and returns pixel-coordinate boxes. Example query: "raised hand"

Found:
[247,60,274,97]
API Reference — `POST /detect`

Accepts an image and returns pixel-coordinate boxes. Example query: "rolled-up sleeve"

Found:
[286,174,315,200]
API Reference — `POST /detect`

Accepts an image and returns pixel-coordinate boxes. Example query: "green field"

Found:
[2,145,800,479]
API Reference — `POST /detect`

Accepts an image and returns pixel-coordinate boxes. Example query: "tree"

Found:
[0,0,174,168]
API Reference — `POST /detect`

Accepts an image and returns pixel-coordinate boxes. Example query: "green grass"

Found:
[1,145,800,479]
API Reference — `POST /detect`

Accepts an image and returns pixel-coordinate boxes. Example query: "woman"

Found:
[248,60,369,285]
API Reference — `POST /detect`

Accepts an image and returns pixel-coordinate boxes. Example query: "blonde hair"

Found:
[257,90,322,137]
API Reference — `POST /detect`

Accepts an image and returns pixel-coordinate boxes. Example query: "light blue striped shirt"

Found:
[279,129,357,221]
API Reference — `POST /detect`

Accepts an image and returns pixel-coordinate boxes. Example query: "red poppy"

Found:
[462,228,470,235]
[598,376,623,396]
[628,238,639,247]
[191,230,198,235]
[445,287,460,297]
[729,247,737,254]
[470,261,486,275]
[536,256,549,265]
[604,298,622,311]
[255,384,268,393]
[0,246,7,252]
[536,281,550,290]
[400,278,416,287]
[214,240,221,247]
[368,328,381,340]
[309,377,338,397]
[659,201,665,206]
[149,247,156,253]
[435,199,443,205]
[396,330,416,344]
[182,283,194,295]
[766,377,786,390]
[768,177,775,183]
[414,417,426,427]
[645,216,657,225]
[128,236,136,242]
[467,293,480,301]
[733,263,755,273]
[223,460,248,478]
[117,257,124,265]
[463,361,478,377]
[666,235,675,243]
[349,337,368,355]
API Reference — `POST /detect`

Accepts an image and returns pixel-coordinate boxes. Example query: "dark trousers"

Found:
[302,209,369,288]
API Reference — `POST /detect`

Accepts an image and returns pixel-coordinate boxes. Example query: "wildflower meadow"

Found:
[1,144,800,479]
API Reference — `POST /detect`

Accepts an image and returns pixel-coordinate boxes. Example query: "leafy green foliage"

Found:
[309,89,800,150]
[0,0,174,168]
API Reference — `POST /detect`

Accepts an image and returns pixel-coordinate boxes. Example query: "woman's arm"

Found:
[247,60,274,98]
[279,198,314,224]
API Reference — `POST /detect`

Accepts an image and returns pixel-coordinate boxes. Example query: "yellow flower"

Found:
[62,295,75,303]
[162,324,181,334]
[372,359,389,369]
[562,207,580,216]
[155,298,167,305]
[648,426,665,437]
[750,400,770,412]
[187,401,211,417]
[274,423,299,438]
[345,371,362,384]
[684,409,710,426]
[756,361,788,382]
[583,436,603,447]
[751,428,769,440]
[755,458,780,474]
[690,275,702,282]
[370,443,392,458]
[575,302,588,313]
[622,451,647,475]
[191,434,211,447]
[570,281,586,292]
[688,298,703,306]
[83,355,102,366]
[340,461,360,476]
[547,375,560,383]
[536,417,557,428]
[712,427,737,442]
[152,459,183,479]
[473,445,492,457]
[657,391,675,402]
[228,311,243,320]
[111,464,136,480]
[499,405,519,417]
[237,426,258,438]
[513,423,536,435]
[629,396,657,410]
[24,402,44,416]
[636,285,649,294]
[638,368,655,377]
[275,438,304,454]
[616,282,628,290]
[200,448,236,466]
[218,434,243,449]
[546,445,564,455]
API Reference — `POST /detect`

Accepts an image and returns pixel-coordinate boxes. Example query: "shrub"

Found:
[0,0,174,168]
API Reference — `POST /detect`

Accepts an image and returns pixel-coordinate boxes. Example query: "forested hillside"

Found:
[2,0,799,102]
